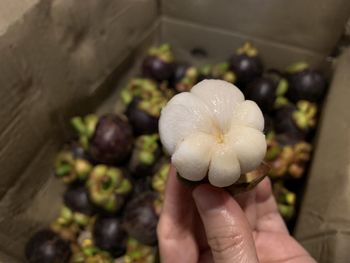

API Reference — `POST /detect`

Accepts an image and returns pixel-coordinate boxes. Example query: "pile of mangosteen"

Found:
[25,42,327,262]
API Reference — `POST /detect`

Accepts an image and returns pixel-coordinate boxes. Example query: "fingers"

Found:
[193,184,259,263]
[255,177,288,233]
[157,166,198,263]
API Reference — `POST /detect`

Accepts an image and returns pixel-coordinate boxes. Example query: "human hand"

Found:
[157,166,316,263]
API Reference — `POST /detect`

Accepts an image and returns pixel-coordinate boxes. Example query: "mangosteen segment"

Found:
[123,192,160,246]
[87,165,132,213]
[93,216,127,257]
[25,229,72,263]
[89,114,133,165]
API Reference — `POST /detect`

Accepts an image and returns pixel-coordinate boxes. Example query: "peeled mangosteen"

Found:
[93,216,127,257]
[245,77,277,113]
[142,44,174,82]
[123,192,160,246]
[89,114,134,165]
[229,42,263,89]
[63,185,96,216]
[25,229,71,263]
[286,63,327,103]
[126,99,159,135]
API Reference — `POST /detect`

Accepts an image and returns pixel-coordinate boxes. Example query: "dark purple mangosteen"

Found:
[63,184,96,216]
[142,44,175,82]
[229,42,263,89]
[245,77,277,113]
[286,63,327,103]
[25,229,71,263]
[123,192,160,246]
[93,216,127,257]
[89,114,133,165]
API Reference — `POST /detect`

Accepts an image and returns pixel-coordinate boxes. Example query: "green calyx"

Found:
[274,96,289,109]
[56,206,73,225]
[199,64,212,76]
[71,114,98,149]
[292,100,317,129]
[286,62,309,74]
[87,165,131,212]
[152,163,170,193]
[73,212,90,226]
[278,203,295,220]
[276,78,289,96]
[136,134,159,165]
[122,78,168,117]
[237,42,259,57]
[148,43,174,63]
[55,151,92,183]
[124,238,155,263]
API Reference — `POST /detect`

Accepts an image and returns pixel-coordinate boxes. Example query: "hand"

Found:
[157,166,316,263]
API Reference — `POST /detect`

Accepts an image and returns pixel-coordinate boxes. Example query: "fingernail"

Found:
[193,185,224,212]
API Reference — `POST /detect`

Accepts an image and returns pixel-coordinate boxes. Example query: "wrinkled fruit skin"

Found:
[93,216,127,257]
[63,185,96,216]
[246,77,276,112]
[229,54,263,88]
[274,104,306,140]
[89,114,133,165]
[25,229,71,263]
[287,69,326,102]
[126,100,159,135]
[123,192,159,246]
[142,56,174,82]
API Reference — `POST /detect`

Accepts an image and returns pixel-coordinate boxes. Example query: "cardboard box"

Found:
[0,0,349,262]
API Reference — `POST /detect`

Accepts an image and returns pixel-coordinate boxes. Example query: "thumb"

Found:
[193,184,258,263]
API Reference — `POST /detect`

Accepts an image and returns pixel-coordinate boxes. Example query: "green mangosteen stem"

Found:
[286,62,309,74]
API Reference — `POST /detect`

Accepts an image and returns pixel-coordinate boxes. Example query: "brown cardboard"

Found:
[0,0,348,262]
[294,49,350,263]
[0,0,158,261]
[162,0,350,55]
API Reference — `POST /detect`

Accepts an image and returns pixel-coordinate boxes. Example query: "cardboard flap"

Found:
[295,48,350,262]
[162,0,350,55]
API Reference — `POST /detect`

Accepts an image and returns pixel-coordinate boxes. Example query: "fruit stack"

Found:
[25,43,327,262]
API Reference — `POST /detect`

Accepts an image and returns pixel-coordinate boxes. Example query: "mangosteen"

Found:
[228,42,263,89]
[266,133,312,179]
[54,151,92,184]
[211,63,236,84]
[245,77,277,113]
[273,183,296,221]
[142,44,174,82]
[129,134,161,177]
[123,238,157,263]
[171,63,198,92]
[87,165,132,213]
[63,185,96,216]
[126,99,159,135]
[123,192,160,246]
[25,229,71,263]
[286,63,327,103]
[274,101,317,140]
[196,64,213,82]
[93,216,127,257]
[88,114,134,165]
[152,163,170,195]
[121,79,168,135]
[263,114,274,134]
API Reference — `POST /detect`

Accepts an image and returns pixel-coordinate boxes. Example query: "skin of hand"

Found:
[157,166,316,263]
